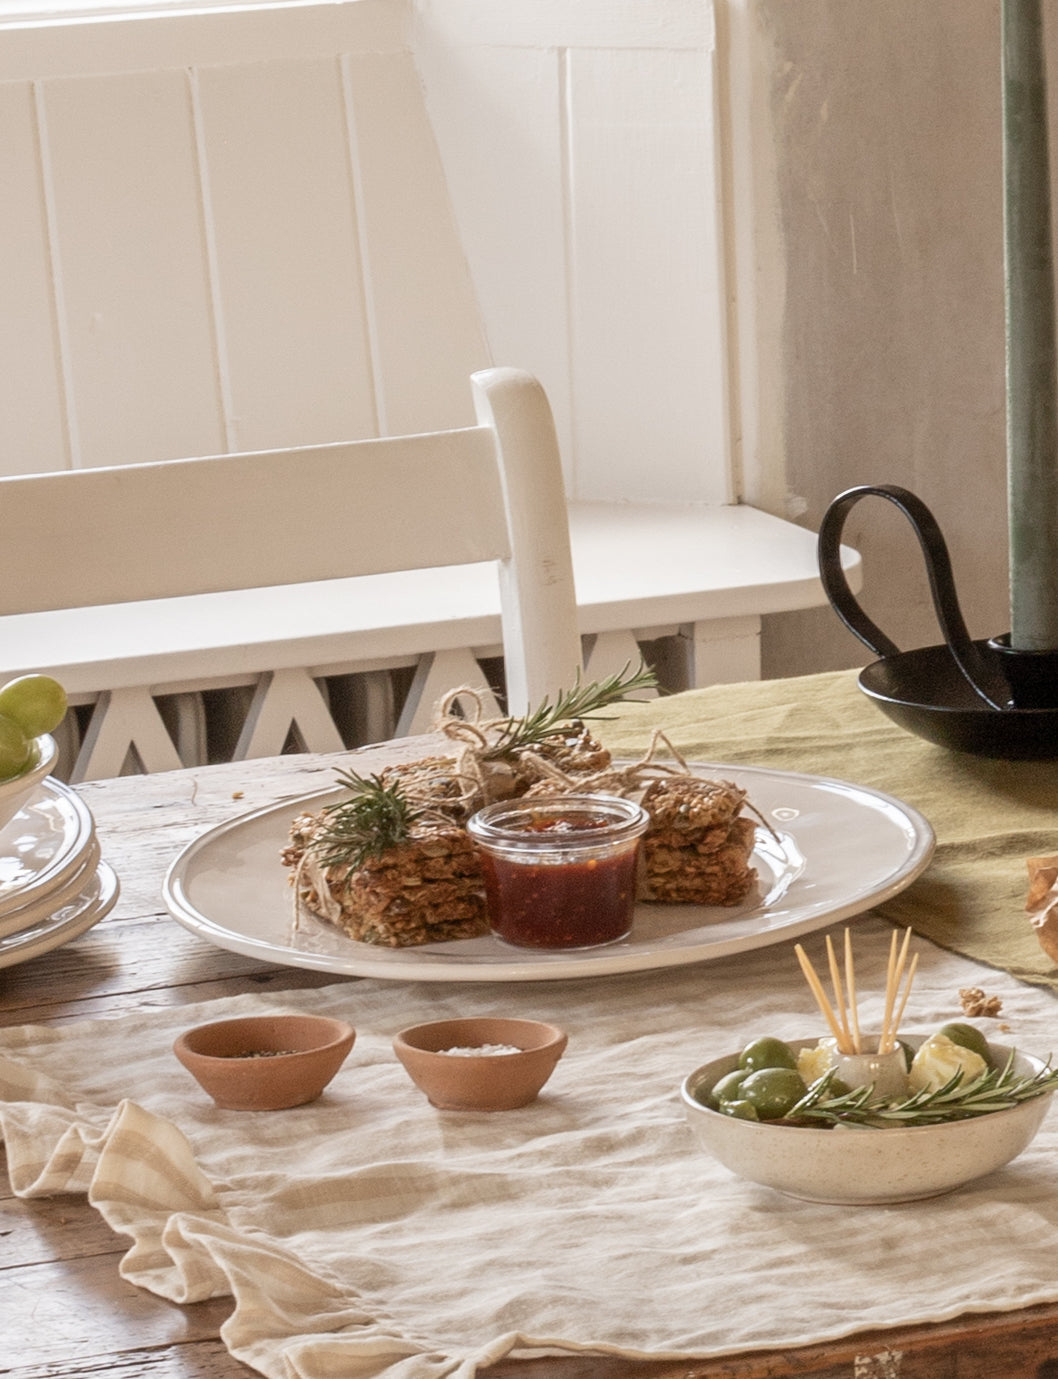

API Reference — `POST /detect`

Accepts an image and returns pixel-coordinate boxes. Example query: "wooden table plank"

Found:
[0,1251,234,1368]
[4,1340,242,1379]
[0,915,353,1025]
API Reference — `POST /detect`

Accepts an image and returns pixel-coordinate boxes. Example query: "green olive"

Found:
[718,1098,759,1120]
[738,1036,798,1073]
[739,1066,807,1120]
[938,1022,992,1066]
[708,1069,751,1108]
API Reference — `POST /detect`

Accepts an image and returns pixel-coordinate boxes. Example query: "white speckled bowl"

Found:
[681,1037,1055,1204]
[0,735,58,833]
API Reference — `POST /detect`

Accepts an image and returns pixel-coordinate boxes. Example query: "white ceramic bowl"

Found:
[0,735,58,833]
[681,1036,1056,1204]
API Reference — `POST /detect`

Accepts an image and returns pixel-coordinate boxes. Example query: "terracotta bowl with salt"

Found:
[393,1016,567,1111]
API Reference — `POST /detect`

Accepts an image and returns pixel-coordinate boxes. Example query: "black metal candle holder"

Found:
[818,484,1058,759]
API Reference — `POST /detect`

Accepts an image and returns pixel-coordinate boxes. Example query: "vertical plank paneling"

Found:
[0,3,409,85]
[1,1,729,502]
[566,46,731,503]
[1,4,493,477]
[413,2,731,504]
[195,56,379,452]
[343,47,489,435]
[42,70,225,469]
[0,81,68,476]
[412,41,574,484]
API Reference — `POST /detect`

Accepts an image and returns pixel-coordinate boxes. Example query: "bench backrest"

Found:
[0,368,583,714]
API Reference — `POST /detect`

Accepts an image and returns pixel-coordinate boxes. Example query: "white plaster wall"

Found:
[733,0,1033,677]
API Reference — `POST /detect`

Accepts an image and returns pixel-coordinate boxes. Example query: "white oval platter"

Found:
[162,762,935,983]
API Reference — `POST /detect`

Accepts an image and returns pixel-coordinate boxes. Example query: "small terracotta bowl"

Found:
[174,1014,356,1111]
[393,1017,568,1111]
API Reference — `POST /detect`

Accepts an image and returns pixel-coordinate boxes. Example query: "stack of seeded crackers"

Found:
[637,777,757,905]
[285,807,487,947]
[282,708,759,948]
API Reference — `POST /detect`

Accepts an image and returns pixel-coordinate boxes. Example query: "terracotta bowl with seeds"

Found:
[174,1014,356,1110]
[393,1017,567,1111]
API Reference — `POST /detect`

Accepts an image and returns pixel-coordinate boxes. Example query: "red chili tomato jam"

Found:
[467,795,649,951]
[479,831,640,949]
[515,814,613,835]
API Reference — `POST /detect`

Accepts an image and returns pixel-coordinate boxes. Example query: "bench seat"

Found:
[3,502,860,779]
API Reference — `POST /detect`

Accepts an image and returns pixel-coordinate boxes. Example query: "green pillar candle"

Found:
[1003,0,1058,650]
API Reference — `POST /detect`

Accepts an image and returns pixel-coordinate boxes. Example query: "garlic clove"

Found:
[908,1033,988,1094]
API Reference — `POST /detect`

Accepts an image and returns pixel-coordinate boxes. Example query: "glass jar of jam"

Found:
[466,794,649,950]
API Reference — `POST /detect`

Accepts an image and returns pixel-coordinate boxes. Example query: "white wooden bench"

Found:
[0,3,862,780]
[2,498,860,779]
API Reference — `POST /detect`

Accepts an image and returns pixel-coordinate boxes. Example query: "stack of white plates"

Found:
[0,777,119,969]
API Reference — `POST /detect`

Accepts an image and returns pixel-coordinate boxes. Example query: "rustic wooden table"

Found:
[3,743,1058,1379]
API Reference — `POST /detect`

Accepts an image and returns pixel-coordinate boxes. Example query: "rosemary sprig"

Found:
[307,770,422,872]
[783,1054,1058,1129]
[483,662,658,759]
[303,667,657,871]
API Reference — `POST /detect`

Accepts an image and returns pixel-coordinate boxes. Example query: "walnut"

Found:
[958,987,1003,1019]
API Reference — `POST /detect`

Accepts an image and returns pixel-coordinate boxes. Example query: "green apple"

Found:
[0,674,68,738]
[0,713,33,781]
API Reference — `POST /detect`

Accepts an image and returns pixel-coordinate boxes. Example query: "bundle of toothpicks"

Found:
[794,926,918,1056]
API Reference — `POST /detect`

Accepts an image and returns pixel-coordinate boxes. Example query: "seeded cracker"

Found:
[637,776,758,906]
[284,813,487,947]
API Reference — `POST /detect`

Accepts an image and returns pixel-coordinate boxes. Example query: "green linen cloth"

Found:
[594,668,1058,992]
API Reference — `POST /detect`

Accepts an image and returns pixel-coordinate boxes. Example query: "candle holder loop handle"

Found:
[818,484,1013,712]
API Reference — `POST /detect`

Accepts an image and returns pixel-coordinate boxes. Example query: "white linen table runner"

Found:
[3,919,1058,1379]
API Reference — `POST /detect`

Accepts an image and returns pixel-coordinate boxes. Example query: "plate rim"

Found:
[0,777,97,911]
[162,761,935,983]
[0,835,103,939]
[0,860,120,969]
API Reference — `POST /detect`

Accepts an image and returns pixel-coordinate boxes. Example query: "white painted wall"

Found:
[737,0,1021,678]
[412,0,734,503]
